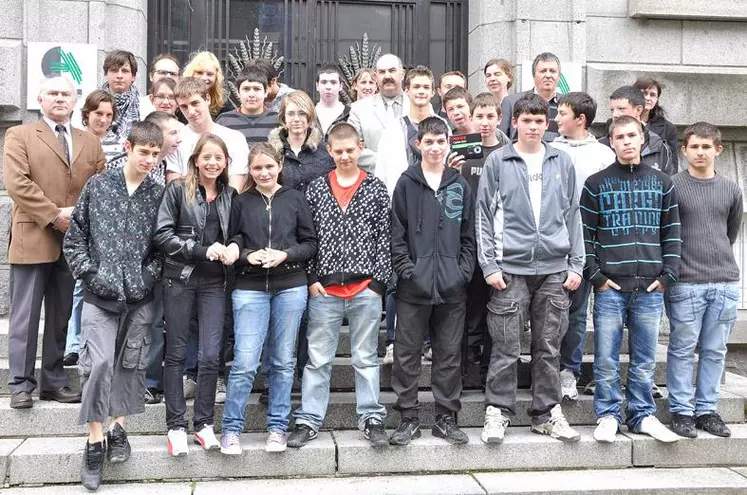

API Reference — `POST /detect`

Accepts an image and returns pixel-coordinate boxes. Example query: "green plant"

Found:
[226,28,285,108]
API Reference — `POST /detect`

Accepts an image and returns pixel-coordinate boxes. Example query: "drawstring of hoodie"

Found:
[416,182,425,234]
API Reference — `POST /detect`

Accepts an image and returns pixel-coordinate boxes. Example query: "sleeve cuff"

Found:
[193,245,209,261]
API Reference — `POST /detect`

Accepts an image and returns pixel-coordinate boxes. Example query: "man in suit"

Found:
[3,75,106,409]
[499,52,561,142]
[348,53,410,172]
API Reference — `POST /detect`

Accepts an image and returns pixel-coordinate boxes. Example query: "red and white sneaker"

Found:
[194,424,220,450]
[167,428,188,456]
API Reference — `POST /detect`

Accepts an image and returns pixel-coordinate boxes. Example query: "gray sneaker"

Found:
[183,376,197,400]
[220,433,242,455]
[215,377,227,404]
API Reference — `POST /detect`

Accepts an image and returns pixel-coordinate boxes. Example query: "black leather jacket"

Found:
[153,179,236,284]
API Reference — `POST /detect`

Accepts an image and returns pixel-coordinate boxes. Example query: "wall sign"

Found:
[27,43,98,110]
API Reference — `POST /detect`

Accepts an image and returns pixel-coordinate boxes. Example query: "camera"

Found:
[450,133,483,160]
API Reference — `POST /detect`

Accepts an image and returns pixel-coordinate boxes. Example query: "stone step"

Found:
[0,346,675,395]
[0,387,741,438]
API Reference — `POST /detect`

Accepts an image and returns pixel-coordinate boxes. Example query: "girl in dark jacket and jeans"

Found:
[153,134,236,456]
[220,143,317,454]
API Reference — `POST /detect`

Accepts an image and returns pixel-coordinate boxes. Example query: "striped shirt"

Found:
[215,110,278,149]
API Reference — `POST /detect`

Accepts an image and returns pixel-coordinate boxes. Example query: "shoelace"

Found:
[110,430,126,449]
[225,434,240,447]
[268,431,285,443]
[485,413,508,429]
[549,414,571,430]
[86,445,104,469]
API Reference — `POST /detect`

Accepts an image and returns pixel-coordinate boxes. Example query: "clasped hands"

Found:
[206,242,238,265]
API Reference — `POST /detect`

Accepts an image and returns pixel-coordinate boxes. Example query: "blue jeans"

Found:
[666,282,739,417]
[560,279,592,377]
[294,288,386,431]
[64,279,84,355]
[593,288,663,431]
[222,286,307,434]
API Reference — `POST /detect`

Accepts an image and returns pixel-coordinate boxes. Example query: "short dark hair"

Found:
[126,121,164,148]
[609,85,645,109]
[439,71,466,88]
[473,92,501,115]
[149,53,180,74]
[417,116,449,141]
[144,110,179,129]
[442,86,473,112]
[235,67,269,90]
[174,77,209,102]
[80,90,117,128]
[104,50,138,77]
[512,93,549,119]
[683,121,722,148]
[405,65,434,89]
[531,52,560,76]
[557,92,597,129]
[248,59,278,81]
[327,122,361,143]
[608,115,643,137]
[316,63,342,83]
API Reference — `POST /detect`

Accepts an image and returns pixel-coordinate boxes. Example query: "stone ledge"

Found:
[629,0,747,21]
[0,439,23,486]
[0,40,23,111]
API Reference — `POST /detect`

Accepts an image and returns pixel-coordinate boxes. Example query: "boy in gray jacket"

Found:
[476,94,584,444]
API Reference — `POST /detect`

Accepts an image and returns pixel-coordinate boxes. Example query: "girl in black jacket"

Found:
[153,134,236,456]
[220,143,317,454]
[635,76,679,172]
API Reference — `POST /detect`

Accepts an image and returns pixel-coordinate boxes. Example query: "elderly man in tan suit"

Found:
[3,76,105,409]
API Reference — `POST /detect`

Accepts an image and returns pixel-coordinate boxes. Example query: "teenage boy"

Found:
[459,92,509,385]
[599,85,675,176]
[287,123,391,448]
[314,64,350,135]
[248,58,295,114]
[581,115,681,444]
[437,71,467,117]
[389,117,475,446]
[100,50,143,162]
[215,67,278,149]
[667,122,742,439]
[444,87,510,148]
[476,93,583,444]
[376,65,446,196]
[167,77,249,190]
[550,92,616,400]
[63,121,165,490]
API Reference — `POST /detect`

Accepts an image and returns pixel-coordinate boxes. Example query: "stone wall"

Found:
[0,0,148,315]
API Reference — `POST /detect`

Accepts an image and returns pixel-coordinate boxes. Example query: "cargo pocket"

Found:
[78,341,92,378]
[122,335,152,370]
[486,299,522,351]
[544,296,572,337]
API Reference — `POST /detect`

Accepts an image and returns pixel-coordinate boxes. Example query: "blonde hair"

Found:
[351,68,377,101]
[278,90,316,130]
[244,142,283,193]
[185,134,230,203]
[183,51,225,116]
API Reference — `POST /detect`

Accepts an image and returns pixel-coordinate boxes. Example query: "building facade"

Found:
[1,0,747,314]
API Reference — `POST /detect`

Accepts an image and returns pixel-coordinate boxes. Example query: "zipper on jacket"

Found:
[266,201,272,292]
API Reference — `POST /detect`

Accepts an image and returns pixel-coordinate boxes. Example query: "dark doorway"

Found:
[148,0,468,95]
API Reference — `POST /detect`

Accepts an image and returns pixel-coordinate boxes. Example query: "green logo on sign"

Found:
[558,73,571,94]
[41,47,83,84]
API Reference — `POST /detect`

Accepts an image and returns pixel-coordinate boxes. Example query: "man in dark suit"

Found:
[499,52,562,142]
[3,75,106,409]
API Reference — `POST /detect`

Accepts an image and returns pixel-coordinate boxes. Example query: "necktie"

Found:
[55,124,71,166]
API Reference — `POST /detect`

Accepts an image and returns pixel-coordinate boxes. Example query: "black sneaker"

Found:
[144,387,162,405]
[259,390,269,405]
[106,423,131,463]
[670,413,697,438]
[432,414,469,445]
[363,418,388,448]
[695,413,731,437]
[81,440,105,491]
[287,424,318,448]
[389,418,421,446]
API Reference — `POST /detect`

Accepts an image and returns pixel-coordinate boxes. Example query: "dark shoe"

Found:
[39,386,81,403]
[670,413,697,438]
[81,440,105,491]
[10,391,33,409]
[144,388,162,405]
[63,352,79,366]
[695,413,731,437]
[287,424,318,448]
[432,414,469,445]
[364,418,388,448]
[259,390,269,405]
[389,417,421,446]
[106,423,131,463]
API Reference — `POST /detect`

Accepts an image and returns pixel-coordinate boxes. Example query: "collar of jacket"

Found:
[110,166,157,193]
[500,141,561,163]
[268,125,324,154]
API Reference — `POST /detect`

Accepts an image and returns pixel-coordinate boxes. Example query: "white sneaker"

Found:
[383,343,394,365]
[215,377,227,404]
[194,424,220,450]
[594,415,619,443]
[638,416,680,443]
[531,404,580,442]
[220,433,242,455]
[560,369,578,401]
[481,405,510,444]
[265,430,287,452]
[167,428,189,456]
[183,376,197,400]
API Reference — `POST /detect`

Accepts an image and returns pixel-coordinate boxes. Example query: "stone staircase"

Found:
[0,316,746,492]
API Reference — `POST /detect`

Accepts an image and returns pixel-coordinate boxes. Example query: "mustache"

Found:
[383,78,396,85]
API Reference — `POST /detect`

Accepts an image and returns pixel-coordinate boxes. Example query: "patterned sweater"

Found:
[64,168,164,311]
[304,172,392,294]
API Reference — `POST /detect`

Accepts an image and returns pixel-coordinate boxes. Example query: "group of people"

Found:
[2,47,740,492]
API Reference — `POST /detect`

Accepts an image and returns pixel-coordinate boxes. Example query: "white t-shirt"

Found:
[423,170,443,192]
[166,122,250,177]
[516,146,545,229]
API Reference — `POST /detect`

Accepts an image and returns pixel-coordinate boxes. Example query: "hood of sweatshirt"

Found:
[553,133,601,147]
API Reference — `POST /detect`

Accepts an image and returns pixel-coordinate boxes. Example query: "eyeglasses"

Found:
[153,94,175,102]
[154,70,179,78]
[286,111,308,121]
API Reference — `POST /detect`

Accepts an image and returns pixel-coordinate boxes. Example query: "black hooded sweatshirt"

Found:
[391,164,476,305]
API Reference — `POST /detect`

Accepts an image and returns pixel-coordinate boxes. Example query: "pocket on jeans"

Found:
[718,288,740,323]
[666,287,696,324]
[122,335,151,370]
[78,341,92,377]
[545,296,571,334]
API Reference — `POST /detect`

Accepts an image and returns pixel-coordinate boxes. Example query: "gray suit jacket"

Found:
[348,94,411,172]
